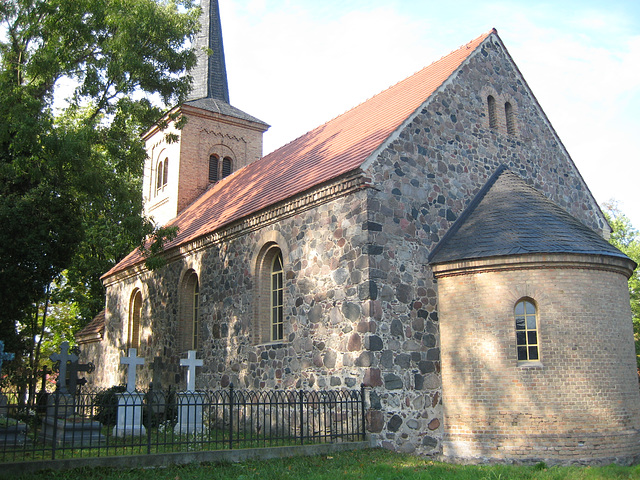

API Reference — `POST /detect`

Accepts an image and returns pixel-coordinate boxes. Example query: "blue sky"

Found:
[219,0,640,228]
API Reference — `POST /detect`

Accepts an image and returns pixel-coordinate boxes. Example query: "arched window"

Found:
[255,244,285,344]
[156,159,164,192]
[487,95,497,129]
[180,270,200,352]
[515,299,539,361]
[222,157,232,178]
[209,155,219,183]
[505,102,515,135]
[156,157,168,195]
[271,251,284,342]
[128,289,142,350]
[163,157,169,185]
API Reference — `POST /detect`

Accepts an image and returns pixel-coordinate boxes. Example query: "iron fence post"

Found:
[228,383,234,450]
[51,390,59,460]
[299,389,304,445]
[360,384,366,441]
[147,384,152,455]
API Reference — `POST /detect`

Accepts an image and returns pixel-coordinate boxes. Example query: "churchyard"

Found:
[0,342,366,473]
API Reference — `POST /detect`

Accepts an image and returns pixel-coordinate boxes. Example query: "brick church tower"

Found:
[141,0,269,227]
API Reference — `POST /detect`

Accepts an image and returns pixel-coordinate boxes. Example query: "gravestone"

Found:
[0,340,15,417]
[175,350,205,435]
[67,347,94,394]
[36,366,52,415]
[40,343,104,446]
[113,348,146,437]
[47,341,78,418]
[147,357,166,423]
[0,343,25,448]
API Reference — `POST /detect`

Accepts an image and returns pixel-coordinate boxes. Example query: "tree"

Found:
[602,202,640,368]
[0,0,199,392]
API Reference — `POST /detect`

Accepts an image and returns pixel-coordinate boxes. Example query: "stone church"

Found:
[77,0,640,464]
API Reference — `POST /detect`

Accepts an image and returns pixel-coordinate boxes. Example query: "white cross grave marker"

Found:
[50,341,78,393]
[180,350,203,392]
[120,348,145,393]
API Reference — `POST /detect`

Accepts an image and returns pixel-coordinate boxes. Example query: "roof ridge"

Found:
[105,30,497,279]
[265,29,495,158]
[428,164,508,263]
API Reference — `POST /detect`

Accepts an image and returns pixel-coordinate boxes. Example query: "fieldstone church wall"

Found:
[85,33,639,462]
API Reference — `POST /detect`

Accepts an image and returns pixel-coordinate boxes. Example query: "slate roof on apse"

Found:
[104,30,494,278]
[429,166,628,264]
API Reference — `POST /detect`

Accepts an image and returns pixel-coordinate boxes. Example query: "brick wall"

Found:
[142,106,266,226]
[434,254,640,464]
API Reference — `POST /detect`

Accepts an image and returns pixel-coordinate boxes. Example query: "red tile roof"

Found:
[104,30,494,279]
[76,309,105,344]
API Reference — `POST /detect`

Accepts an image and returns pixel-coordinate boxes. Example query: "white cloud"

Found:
[220,0,640,227]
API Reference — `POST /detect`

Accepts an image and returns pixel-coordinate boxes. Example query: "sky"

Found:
[215,0,640,229]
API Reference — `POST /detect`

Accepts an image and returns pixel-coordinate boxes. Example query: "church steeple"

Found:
[189,0,230,103]
[142,0,267,227]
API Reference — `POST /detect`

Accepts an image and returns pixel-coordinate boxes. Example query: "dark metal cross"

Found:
[67,348,95,394]
[39,365,52,392]
[50,341,78,393]
[151,356,165,390]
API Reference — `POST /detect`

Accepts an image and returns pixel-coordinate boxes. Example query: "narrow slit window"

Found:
[505,102,515,135]
[488,95,497,129]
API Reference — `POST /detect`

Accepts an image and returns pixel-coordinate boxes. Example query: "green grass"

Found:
[8,448,640,480]
[1,424,350,463]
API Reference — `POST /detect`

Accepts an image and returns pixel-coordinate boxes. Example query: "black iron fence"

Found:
[0,385,366,462]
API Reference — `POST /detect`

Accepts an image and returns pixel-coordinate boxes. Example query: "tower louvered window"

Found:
[209,155,219,183]
[222,157,232,178]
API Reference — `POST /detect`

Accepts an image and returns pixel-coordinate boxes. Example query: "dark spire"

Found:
[189,0,230,103]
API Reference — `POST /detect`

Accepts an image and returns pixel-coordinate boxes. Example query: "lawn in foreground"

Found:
[8,448,640,480]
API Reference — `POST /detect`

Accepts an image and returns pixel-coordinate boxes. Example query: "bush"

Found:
[143,386,177,428]
[93,385,126,426]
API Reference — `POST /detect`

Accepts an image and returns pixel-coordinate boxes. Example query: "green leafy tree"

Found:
[603,202,640,368]
[0,0,199,393]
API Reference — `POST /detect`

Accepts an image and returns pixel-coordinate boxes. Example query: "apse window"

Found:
[515,299,539,362]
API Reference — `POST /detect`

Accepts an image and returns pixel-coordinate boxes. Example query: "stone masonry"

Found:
[85,32,640,464]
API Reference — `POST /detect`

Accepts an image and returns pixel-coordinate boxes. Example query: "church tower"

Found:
[142,0,269,227]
